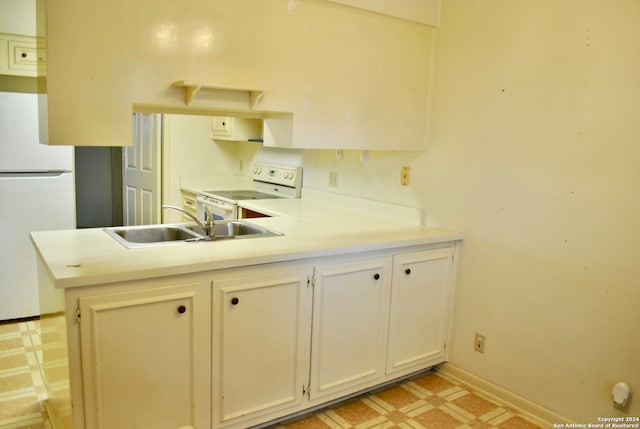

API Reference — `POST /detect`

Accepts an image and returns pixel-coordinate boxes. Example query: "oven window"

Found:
[206,211,225,221]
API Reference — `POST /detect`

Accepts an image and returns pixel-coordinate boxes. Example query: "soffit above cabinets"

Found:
[44,0,433,150]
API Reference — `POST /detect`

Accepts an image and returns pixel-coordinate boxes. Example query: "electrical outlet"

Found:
[401,166,410,186]
[329,171,339,188]
[474,333,486,353]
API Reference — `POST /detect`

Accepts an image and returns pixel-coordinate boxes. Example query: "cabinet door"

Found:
[211,116,233,138]
[78,280,211,429]
[0,33,46,77]
[310,257,392,402]
[213,268,312,426]
[386,247,454,376]
[211,116,262,141]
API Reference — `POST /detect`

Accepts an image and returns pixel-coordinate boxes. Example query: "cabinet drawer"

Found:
[182,194,197,214]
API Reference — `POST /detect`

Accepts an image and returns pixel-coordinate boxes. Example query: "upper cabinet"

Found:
[44,0,438,149]
[0,33,46,77]
[211,116,262,142]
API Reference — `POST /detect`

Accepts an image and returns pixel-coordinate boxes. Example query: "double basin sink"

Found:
[104,220,282,249]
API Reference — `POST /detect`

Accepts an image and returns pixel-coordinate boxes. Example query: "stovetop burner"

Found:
[202,190,284,201]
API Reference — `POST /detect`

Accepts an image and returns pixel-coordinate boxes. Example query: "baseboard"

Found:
[43,400,59,429]
[436,363,572,427]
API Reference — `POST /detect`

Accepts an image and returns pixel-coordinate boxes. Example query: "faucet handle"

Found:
[204,206,215,238]
[204,206,215,224]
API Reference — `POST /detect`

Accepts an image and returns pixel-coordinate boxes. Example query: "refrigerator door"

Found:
[0,92,73,172]
[0,172,75,319]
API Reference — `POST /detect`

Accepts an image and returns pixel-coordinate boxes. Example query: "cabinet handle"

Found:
[177,305,187,314]
[373,273,380,280]
[231,297,240,305]
[405,268,412,275]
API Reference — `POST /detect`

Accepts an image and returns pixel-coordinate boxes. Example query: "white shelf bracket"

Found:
[183,84,202,106]
[249,91,265,108]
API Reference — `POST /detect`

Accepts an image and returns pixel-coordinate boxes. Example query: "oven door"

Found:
[196,196,237,221]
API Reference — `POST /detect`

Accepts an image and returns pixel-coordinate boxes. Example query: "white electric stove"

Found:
[196,163,302,220]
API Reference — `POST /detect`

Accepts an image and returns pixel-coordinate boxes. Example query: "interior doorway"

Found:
[75,147,123,228]
[122,112,162,225]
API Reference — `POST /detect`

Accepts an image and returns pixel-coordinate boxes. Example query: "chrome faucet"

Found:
[162,204,216,239]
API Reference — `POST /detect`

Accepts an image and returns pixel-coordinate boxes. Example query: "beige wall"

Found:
[301,0,640,422]
[427,0,640,422]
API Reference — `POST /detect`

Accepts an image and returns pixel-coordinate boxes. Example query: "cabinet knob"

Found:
[405,268,412,275]
[373,273,380,280]
[231,297,240,305]
[21,52,28,58]
[177,305,186,314]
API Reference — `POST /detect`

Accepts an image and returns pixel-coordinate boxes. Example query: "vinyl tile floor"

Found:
[273,373,544,429]
[0,319,49,429]
[0,318,543,429]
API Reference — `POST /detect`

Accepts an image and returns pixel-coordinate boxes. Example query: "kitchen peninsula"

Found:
[31,196,463,429]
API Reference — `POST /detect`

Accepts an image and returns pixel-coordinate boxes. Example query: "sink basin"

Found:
[104,221,282,249]
[110,225,200,243]
[186,221,282,239]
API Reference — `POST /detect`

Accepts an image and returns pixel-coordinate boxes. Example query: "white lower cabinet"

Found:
[386,247,455,376]
[309,256,392,402]
[212,266,313,428]
[75,276,211,429]
[62,244,456,428]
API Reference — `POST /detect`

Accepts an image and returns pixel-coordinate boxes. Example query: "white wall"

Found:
[301,149,424,211]
[424,0,640,422]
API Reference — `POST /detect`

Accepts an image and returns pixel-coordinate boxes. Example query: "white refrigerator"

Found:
[0,91,75,320]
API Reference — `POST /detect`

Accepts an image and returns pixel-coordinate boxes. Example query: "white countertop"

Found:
[31,194,463,289]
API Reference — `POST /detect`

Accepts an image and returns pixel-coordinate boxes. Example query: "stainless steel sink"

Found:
[104,221,282,249]
[185,221,281,238]
[110,225,200,243]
